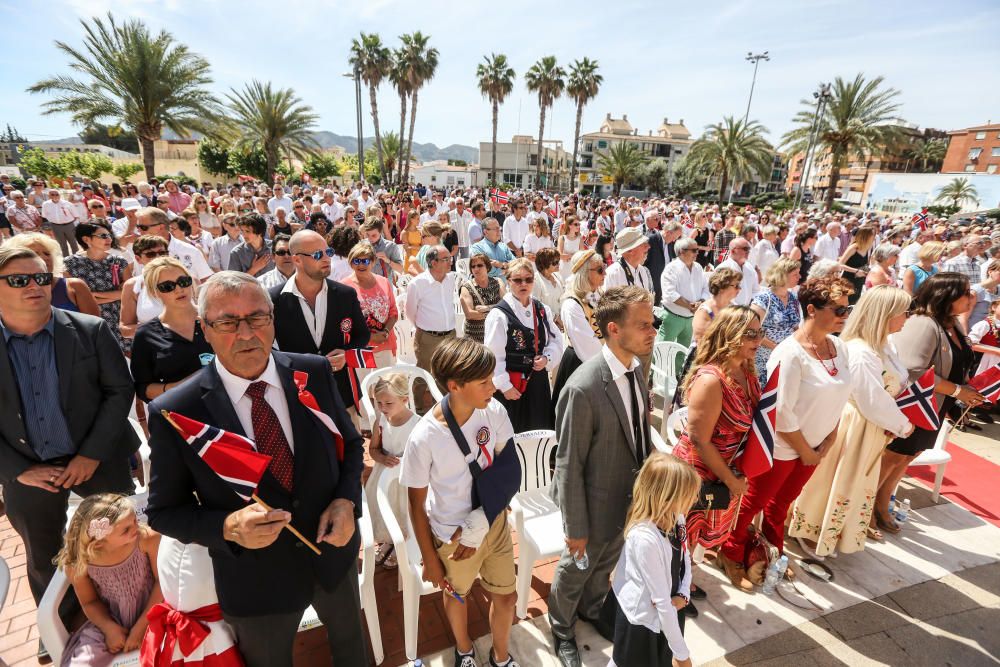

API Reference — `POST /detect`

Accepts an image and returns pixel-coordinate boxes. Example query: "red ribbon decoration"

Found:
[292,370,345,462]
[141,602,223,667]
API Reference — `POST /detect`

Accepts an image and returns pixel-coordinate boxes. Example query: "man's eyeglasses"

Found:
[351,257,373,266]
[205,312,274,333]
[137,223,164,231]
[273,249,290,257]
[141,250,169,259]
[0,272,53,288]
[155,275,194,293]
[510,276,534,285]
[295,248,335,260]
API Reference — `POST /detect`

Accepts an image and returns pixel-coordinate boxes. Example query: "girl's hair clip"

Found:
[87,517,113,541]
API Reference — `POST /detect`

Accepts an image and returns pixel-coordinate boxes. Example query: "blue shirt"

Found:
[2,313,76,461]
[471,238,515,278]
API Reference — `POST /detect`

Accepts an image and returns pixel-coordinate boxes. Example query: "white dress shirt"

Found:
[813,233,841,262]
[717,258,759,306]
[257,266,292,290]
[321,201,343,222]
[41,199,76,225]
[522,233,554,256]
[604,259,654,293]
[560,295,603,361]
[484,292,563,392]
[602,345,645,448]
[450,209,474,248]
[751,238,779,277]
[267,196,293,214]
[215,355,295,452]
[404,270,457,332]
[659,259,709,317]
[501,215,531,250]
[280,274,328,347]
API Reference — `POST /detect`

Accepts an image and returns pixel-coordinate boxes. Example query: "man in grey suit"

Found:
[0,247,137,659]
[549,285,656,667]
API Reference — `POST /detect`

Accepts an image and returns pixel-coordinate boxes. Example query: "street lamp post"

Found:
[743,51,770,125]
[795,82,833,211]
[343,68,364,183]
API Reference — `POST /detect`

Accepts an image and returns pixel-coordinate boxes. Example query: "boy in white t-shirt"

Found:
[400,338,520,667]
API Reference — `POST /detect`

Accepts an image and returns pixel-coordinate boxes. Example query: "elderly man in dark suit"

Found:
[548,285,657,667]
[0,247,137,659]
[146,271,366,667]
[268,230,370,422]
[645,213,683,305]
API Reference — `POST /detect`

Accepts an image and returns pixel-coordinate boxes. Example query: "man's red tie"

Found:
[246,381,295,492]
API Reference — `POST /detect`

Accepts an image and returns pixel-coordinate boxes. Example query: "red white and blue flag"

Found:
[911,208,929,231]
[737,365,779,479]
[292,371,345,462]
[896,367,940,430]
[162,411,271,501]
[490,188,509,206]
[344,347,377,369]
[969,365,1000,404]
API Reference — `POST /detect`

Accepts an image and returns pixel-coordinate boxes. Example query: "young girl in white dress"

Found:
[557,215,583,279]
[365,373,421,569]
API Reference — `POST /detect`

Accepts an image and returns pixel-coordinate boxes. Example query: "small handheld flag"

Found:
[344,347,377,369]
[490,188,509,206]
[896,368,940,430]
[911,208,929,231]
[736,365,779,479]
[292,370,345,462]
[969,365,1000,404]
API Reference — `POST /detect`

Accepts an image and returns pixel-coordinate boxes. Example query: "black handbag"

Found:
[692,480,731,512]
[441,395,522,525]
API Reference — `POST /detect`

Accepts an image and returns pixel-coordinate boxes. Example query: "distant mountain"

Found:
[37,137,84,144]
[312,131,479,164]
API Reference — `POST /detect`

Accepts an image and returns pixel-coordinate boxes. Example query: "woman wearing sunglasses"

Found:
[552,250,606,408]
[484,258,563,433]
[340,242,398,372]
[65,222,134,353]
[4,232,99,317]
[130,257,211,402]
[719,277,854,589]
[119,236,170,341]
[458,252,506,343]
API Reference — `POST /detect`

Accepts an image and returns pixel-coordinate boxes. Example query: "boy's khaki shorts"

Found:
[433,512,516,597]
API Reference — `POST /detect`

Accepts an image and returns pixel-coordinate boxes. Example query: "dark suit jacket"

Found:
[269,279,370,407]
[645,230,675,304]
[146,351,364,616]
[0,309,139,483]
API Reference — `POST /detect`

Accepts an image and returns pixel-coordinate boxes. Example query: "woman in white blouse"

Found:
[788,286,914,557]
[750,224,780,277]
[484,258,563,433]
[531,247,564,329]
[719,277,855,577]
[522,217,554,262]
[552,249,606,408]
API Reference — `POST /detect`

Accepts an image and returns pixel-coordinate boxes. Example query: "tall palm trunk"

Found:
[825,149,844,211]
[368,84,386,184]
[396,92,407,186]
[490,100,499,185]
[536,105,546,187]
[266,147,278,185]
[570,102,583,192]
[405,89,419,186]
[718,168,729,202]
[140,135,157,180]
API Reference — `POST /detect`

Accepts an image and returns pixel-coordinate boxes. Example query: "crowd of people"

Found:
[0,170,998,667]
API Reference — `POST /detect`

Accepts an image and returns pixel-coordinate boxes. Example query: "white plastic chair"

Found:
[664,407,688,448]
[456,257,471,282]
[359,364,443,428]
[650,341,689,407]
[377,465,435,661]
[650,428,671,454]
[910,419,952,502]
[394,318,417,365]
[509,430,561,619]
[358,486,385,664]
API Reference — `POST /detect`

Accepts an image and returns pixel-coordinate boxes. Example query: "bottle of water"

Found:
[413,660,423,667]
[574,550,590,570]
[761,558,782,595]
[895,499,911,524]
[888,494,896,515]
[774,555,789,582]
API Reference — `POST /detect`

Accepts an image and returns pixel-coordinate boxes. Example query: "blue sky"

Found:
[1,0,998,152]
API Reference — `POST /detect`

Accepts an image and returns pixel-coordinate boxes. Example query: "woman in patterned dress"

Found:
[673,306,764,596]
[64,221,133,353]
[672,306,761,591]
[459,252,504,343]
[751,257,802,382]
[787,286,914,557]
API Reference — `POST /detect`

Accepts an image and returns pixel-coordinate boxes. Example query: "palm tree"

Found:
[911,137,948,172]
[389,51,410,186]
[689,116,774,201]
[781,73,903,210]
[226,80,320,183]
[596,142,649,196]
[566,58,603,191]
[380,131,404,177]
[476,54,516,186]
[935,177,980,209]
[525,56,566,188]
[397,32,439,186]
[350,32,392,184]
[28,13,219,179]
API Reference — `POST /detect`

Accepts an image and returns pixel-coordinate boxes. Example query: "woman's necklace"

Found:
[805,334,838,376]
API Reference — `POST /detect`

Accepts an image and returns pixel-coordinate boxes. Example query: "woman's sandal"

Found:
[875,512,901,534]
[866,525,884,541]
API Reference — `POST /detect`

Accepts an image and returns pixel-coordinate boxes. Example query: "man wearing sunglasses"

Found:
[136,207,213,281]
[257,234,295,290]
[270,231,370,424]
[40,189,78,257]
[0,247,138,660]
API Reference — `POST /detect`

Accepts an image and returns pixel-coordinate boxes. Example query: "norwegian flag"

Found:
[969,365,1000,404]
[737,365,779,479]
[162,411,271,501]
[911,208,929,231]
[490,188,509,206]
[896,368,940,430]
[344,347,377,369]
